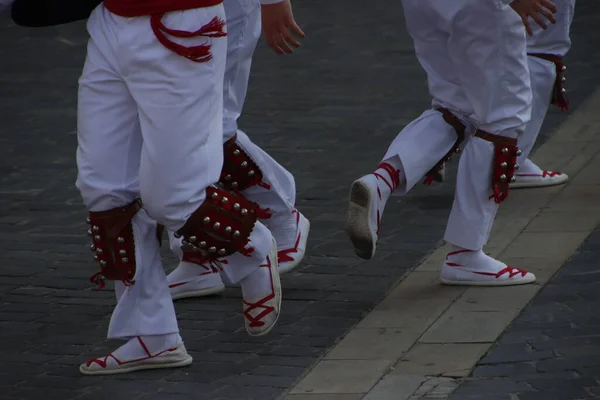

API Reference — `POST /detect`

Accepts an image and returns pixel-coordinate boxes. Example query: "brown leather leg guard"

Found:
[473,130,521,204]
[174,185,260,262]
[218,134,272,219]
[86,199,142,288]
[528,53,569,112]
[220,134,269,191]
[423,107,467,185]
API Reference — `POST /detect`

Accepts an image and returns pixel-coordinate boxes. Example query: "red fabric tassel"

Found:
[239,246,255,257]
[150,15,226,63]
[90,273,106,289]
[256,207,273,220]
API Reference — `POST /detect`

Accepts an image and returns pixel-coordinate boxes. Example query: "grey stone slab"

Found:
[450,226,600,398]
[471,363,537,378]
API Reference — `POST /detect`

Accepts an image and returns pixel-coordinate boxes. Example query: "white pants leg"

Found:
[526,0,575,56]
[382,109,468,196]
[167,0,296,275]
[392,0,531,250]
[516,57,556,164]
[222,0,296,220]
[76,4,230,339]
[518,0,575,164]
[165,0,287,284]
[168,220,272,284]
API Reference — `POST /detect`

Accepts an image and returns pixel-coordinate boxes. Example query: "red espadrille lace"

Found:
[85,337,177,368]
[277,210,301,263]
[372,162,401,234]
[242,258,276,328]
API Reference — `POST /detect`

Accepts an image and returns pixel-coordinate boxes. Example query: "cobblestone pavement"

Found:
[449,226,600,400]
[1,1,600,400]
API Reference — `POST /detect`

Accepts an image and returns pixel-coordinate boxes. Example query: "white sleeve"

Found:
[260,0,284,4]
[0,0,15,14]
[499,0,514,5]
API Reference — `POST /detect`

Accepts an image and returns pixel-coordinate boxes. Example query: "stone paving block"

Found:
[500,232,590,260]
[537,355,600,372]
[357,297,451,330]
[377,271,465,300]
[525,209,600,233]
[448,378,533,396]
[420,309,520,344]
[393,343,490,377]
[526,376,599,392]
[471,362,537,378]
[529,335,600,352]
[560,141,600,179]
[447,394,513,400]
[545,184,600,213]
[324,327,421,360]
[408,376,459,399]
[363,374,426,400]
[9,388,90,400]
[290,360,392,395]
[137,394,215,400]
[517,388,593,400]
[452,285,540,312]
[479,343,555,364]
[483,219,534,258]
[410,247,449,272]
[285,395,364,400]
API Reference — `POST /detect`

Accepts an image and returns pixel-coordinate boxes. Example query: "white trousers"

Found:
[386,0,532,250]
[168,0,296,272]
[76,5,228,339]
[518,0,575,164]
[221,0,296,223]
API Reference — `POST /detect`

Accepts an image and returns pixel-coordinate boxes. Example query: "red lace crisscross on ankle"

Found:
[372,162,401,234]
[373,162,401,193]
[243,257,276,328]
[278,232,301,263]
[243,292,276,327]
[277,210,301,263]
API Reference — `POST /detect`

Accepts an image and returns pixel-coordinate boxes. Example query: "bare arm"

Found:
[259,0,305,55]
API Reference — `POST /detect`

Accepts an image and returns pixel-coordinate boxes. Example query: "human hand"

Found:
[510,0,557,36]
[261,0,305,54]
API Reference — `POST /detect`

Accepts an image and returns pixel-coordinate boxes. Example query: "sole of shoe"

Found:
[247,239,282,337]
[79,355,193,376]
[346,179,377,260]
